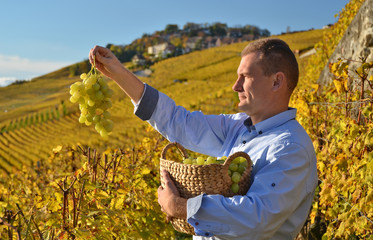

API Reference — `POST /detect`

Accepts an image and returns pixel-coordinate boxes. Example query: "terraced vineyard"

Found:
[0,29,326,174]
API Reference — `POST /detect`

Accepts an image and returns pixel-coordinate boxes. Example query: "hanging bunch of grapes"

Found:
[69,60,114,139]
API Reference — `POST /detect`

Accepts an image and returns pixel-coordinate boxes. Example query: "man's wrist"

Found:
[171,196,187,219]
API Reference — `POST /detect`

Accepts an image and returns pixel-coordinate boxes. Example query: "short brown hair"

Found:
[241,38,299,93]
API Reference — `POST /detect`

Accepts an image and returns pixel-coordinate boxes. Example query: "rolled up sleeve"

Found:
[145,91,242,156]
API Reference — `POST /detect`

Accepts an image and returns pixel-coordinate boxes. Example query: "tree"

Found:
[165,24,179,34]
[183,22,201,32]
[69,64,79,77]
[170,36,183,48]
[260,29,271,37]
[209,22,227,36]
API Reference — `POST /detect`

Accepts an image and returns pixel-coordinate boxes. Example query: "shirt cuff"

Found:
[133,83,159,121]
[187,194,215,237]
[187,194,204,219]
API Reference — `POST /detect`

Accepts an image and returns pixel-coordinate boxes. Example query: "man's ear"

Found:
[272,72,286,92]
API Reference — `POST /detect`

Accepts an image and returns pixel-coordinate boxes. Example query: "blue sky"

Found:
[0,0,349,86]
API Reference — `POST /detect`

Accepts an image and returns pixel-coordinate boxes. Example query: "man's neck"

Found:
[249,106,289,125]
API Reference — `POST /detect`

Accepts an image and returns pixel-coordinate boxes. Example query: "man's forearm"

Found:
[113,66,145,104]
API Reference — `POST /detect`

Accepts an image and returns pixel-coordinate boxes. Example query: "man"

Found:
[89,38,318,239]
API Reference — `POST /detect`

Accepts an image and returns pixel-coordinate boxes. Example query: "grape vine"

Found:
[0,130,187,239]
[290,0,372,238]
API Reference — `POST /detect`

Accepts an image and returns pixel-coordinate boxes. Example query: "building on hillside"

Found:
[132,54,146,66]
[204,37,222,49]
[241,34,255,42]
[185,37,203,50]
[148,42,176,58]
[220,37,235,45]
[227,29,242,38]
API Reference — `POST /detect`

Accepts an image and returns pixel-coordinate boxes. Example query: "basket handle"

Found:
[161,142,189,159]
[223,151,252,169]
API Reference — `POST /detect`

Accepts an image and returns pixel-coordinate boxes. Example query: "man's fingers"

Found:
[157,185,163,193]
[89,45,106,65]
[161,170,171,183]
[89,45,99,64]
[161,170,177,192]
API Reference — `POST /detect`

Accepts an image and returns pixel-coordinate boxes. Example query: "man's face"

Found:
[232,52,274,117]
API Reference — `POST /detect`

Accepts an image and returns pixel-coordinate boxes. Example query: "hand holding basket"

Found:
[159,142,253,235]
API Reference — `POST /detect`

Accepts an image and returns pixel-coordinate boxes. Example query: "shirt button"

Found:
[258,131,263,134]
[205,233,210,236]
[242,140,246,144]
[271,183,276,187]
[195,222,199,226]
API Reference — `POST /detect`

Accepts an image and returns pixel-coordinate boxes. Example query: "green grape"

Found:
[93,115,101,123]
[239,160,248,168]
[86,76,96,86]
[87,99,95,107]
[231,172,241,183]
[87,106,96,115]
[228,169,232,176]
[239,157,247,163]
[95,91,104,100]
[100,129,108,138]
[92,83,100,91]
[70,83,80,92]
[231,183,239,193]
[78,97,85,105]
[229,163,238,172]
[80,73,87,80]
[232,157,241,164]
[102,111,111,119]
[196,156,205,165]
[85,114,93,123]
[81,107,88,115]
[86,88,95,95]
[85,120,92,126]
[206,156,216,164]
[98,78,107,87]
[95,123,103,132]
[103,119,114,132]
[183,158,193,164]
[104,89,114,98]
[237,164,246,174]
[79,115,86,124]
[69,96,77,103]
[72,92,81,100]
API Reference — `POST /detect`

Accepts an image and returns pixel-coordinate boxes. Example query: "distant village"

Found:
[105,22,271,70]
[67,22,326,78]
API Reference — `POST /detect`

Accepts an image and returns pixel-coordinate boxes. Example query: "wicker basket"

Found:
[160,142,253,235]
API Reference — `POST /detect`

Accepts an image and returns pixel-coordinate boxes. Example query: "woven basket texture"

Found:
[160,142,252,235]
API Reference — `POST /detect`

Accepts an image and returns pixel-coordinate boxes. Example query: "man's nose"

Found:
[232,77,243,92]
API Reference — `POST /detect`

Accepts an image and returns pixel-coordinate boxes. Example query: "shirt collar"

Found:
[244,108,297,134]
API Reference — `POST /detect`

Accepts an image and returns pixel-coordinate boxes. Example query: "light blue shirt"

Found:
[134,84,318,240]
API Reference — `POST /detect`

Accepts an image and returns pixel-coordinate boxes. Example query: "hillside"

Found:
[0,28,326,173]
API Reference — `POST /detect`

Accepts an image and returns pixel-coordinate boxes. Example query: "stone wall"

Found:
[317,0,373,86]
